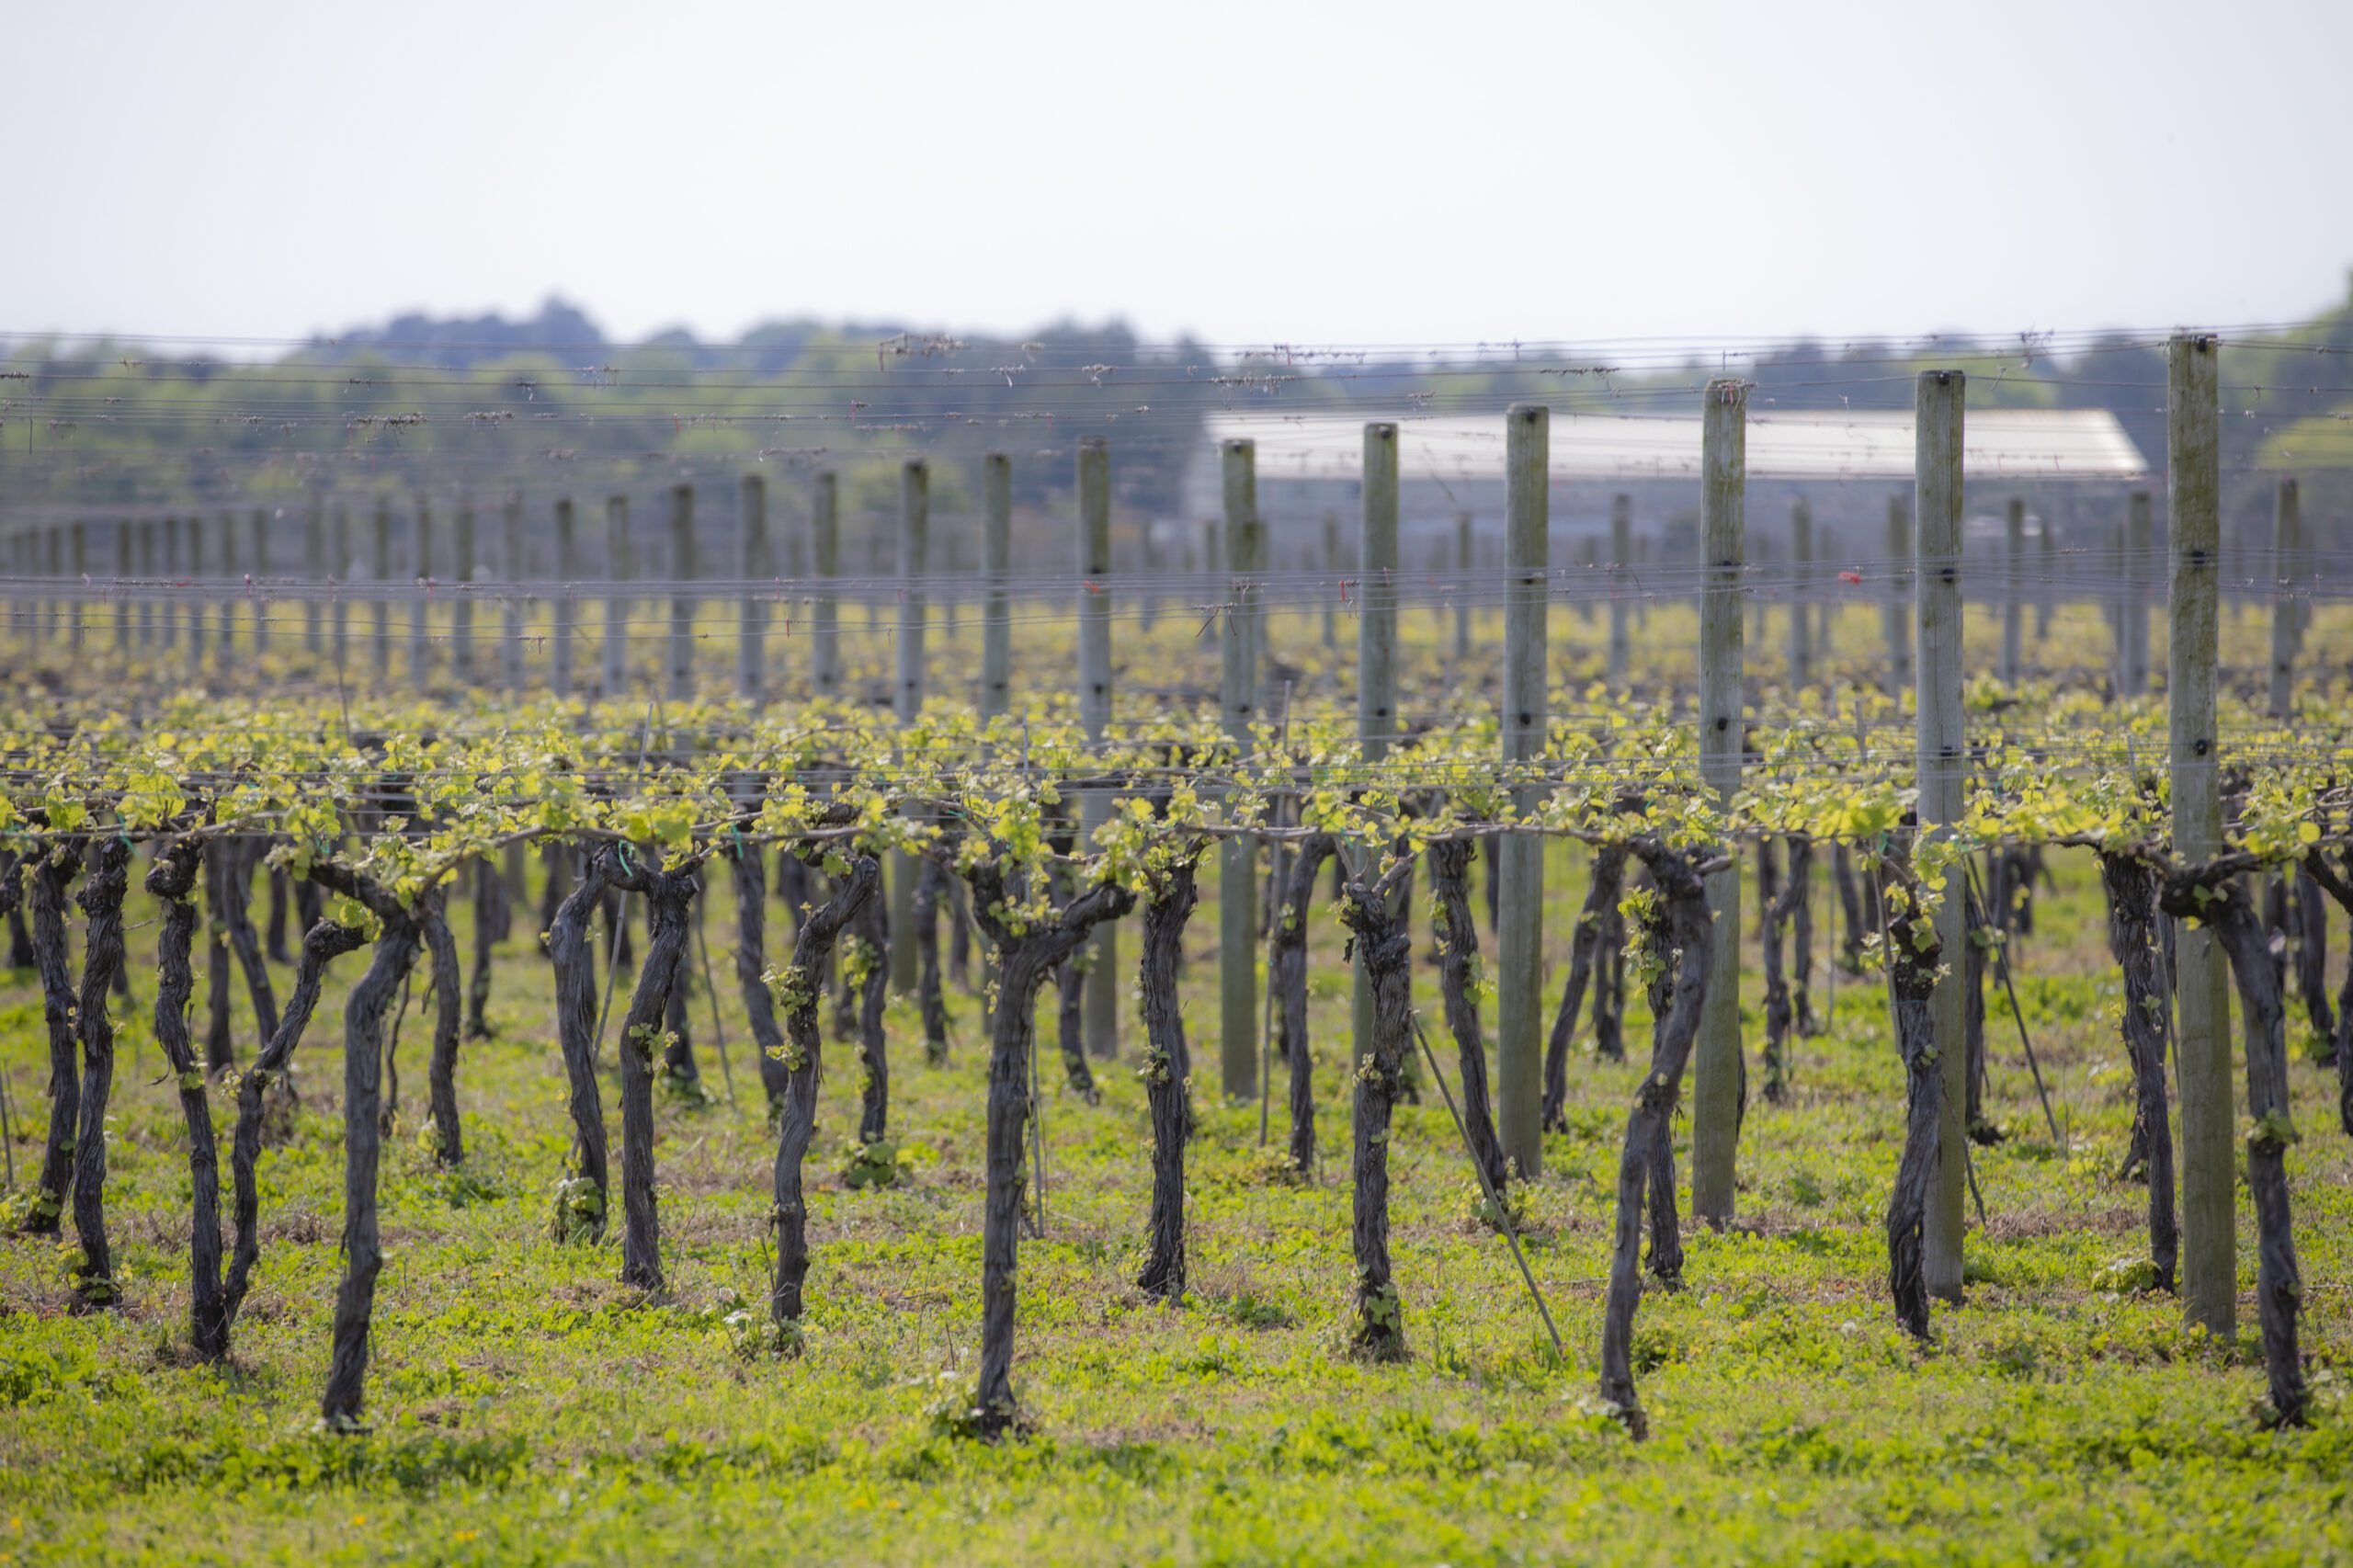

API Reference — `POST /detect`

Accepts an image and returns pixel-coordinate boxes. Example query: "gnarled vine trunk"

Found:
[1337,864,1414,1361]
[1594,890,1626,1062]
[2294,869,2334,1056]
[205,846,236,1074]
[662,956,702,1102]
[2099,852,2177,1291]
[0,849,31,969]
[608,854,700,1291]
[1596,842,1713,1435]
[420,885,466,1164]
[1054,954,1094,1103]
[227,911,369,1333]
[545,850,620,1241]
[1878,846,1945,1342]
[2320,847,2353,1136]
[1136,853,1200,1301]
[2162,865,2308,1426]
[770,852,879,1332]
[321,904,422,1428]
[70,836,131,1306]
[914,855,950,1064]
[27,838,87,1236]
[148,839,229,1356]
[954,857,1133,1436]
[1790,833,1817,1035]
[850,889,891,1142]
[1632,889,1685,1289]
[1546,844,1627,1120]
[1269,831,1335,1174]
[1428,835,1508,1194]
[266,864,291,964]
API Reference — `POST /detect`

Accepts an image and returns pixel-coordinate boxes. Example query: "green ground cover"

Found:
[0,848,2345,1565]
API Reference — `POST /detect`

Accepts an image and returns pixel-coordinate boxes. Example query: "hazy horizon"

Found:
[8,0,2353,349]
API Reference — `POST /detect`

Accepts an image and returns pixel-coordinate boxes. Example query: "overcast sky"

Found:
[9,0,2352,350]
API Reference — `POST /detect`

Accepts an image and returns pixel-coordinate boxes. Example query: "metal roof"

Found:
[1204,407,2148,483]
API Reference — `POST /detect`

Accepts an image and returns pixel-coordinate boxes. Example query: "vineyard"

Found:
[0,330,2350,1564]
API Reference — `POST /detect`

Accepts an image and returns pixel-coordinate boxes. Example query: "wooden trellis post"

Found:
[1690,381,1748,1226]
[1497,405,1550,1180]
[1077,437,1119,1056]
[2169,333,2234,1337]
[1220,437,1263,1099]
[1915,369,1967,1302]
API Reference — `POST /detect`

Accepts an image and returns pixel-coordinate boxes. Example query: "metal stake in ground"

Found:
[1408,1010,1563,1364]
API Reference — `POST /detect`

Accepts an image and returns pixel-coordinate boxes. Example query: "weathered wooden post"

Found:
[2170,333,2234,1337]
[68,520,86,657]
[114,519,132,657]
[408,500,432,688]
[1220,437,1263,1099]
[1636,534,1652,631]
[1789,496,1813,690]
[737,473,767,703]
[249,508,273,662]
[1608,494,1631,689]
[2001,497,2025,687]
[2122,491,2153,697]
[1916,369,1968,1302]
[2118,515,2136,664]
[1817,524,1837,651]
[136,519,156,647]
[2269,477,2299,719]
[186,516,206,666]
[159,516,178,651]
[330,505,350,680]
[603,494,631,698]
[224,509,246,659]
[1498,405,1550,1180]
[47,526,66,649]
[1354,422,1400,1060]
[371,499,392,686]
[452,501,476,686]
[981,454,1011,720]
[2036,510,2055,640]
[1321,508,1341,651]
[551,498,576,700]
[810,472,840,700]
[891,460,928,995]
[667,483,695,702]
[1456,510,1475,661]
[304,501,325,659]
[1691,381,1748,1226]
[1882,494,1912,699]
[1077,437,1119,1056]
[501,493,525,692]
[1139,525,1161,634]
